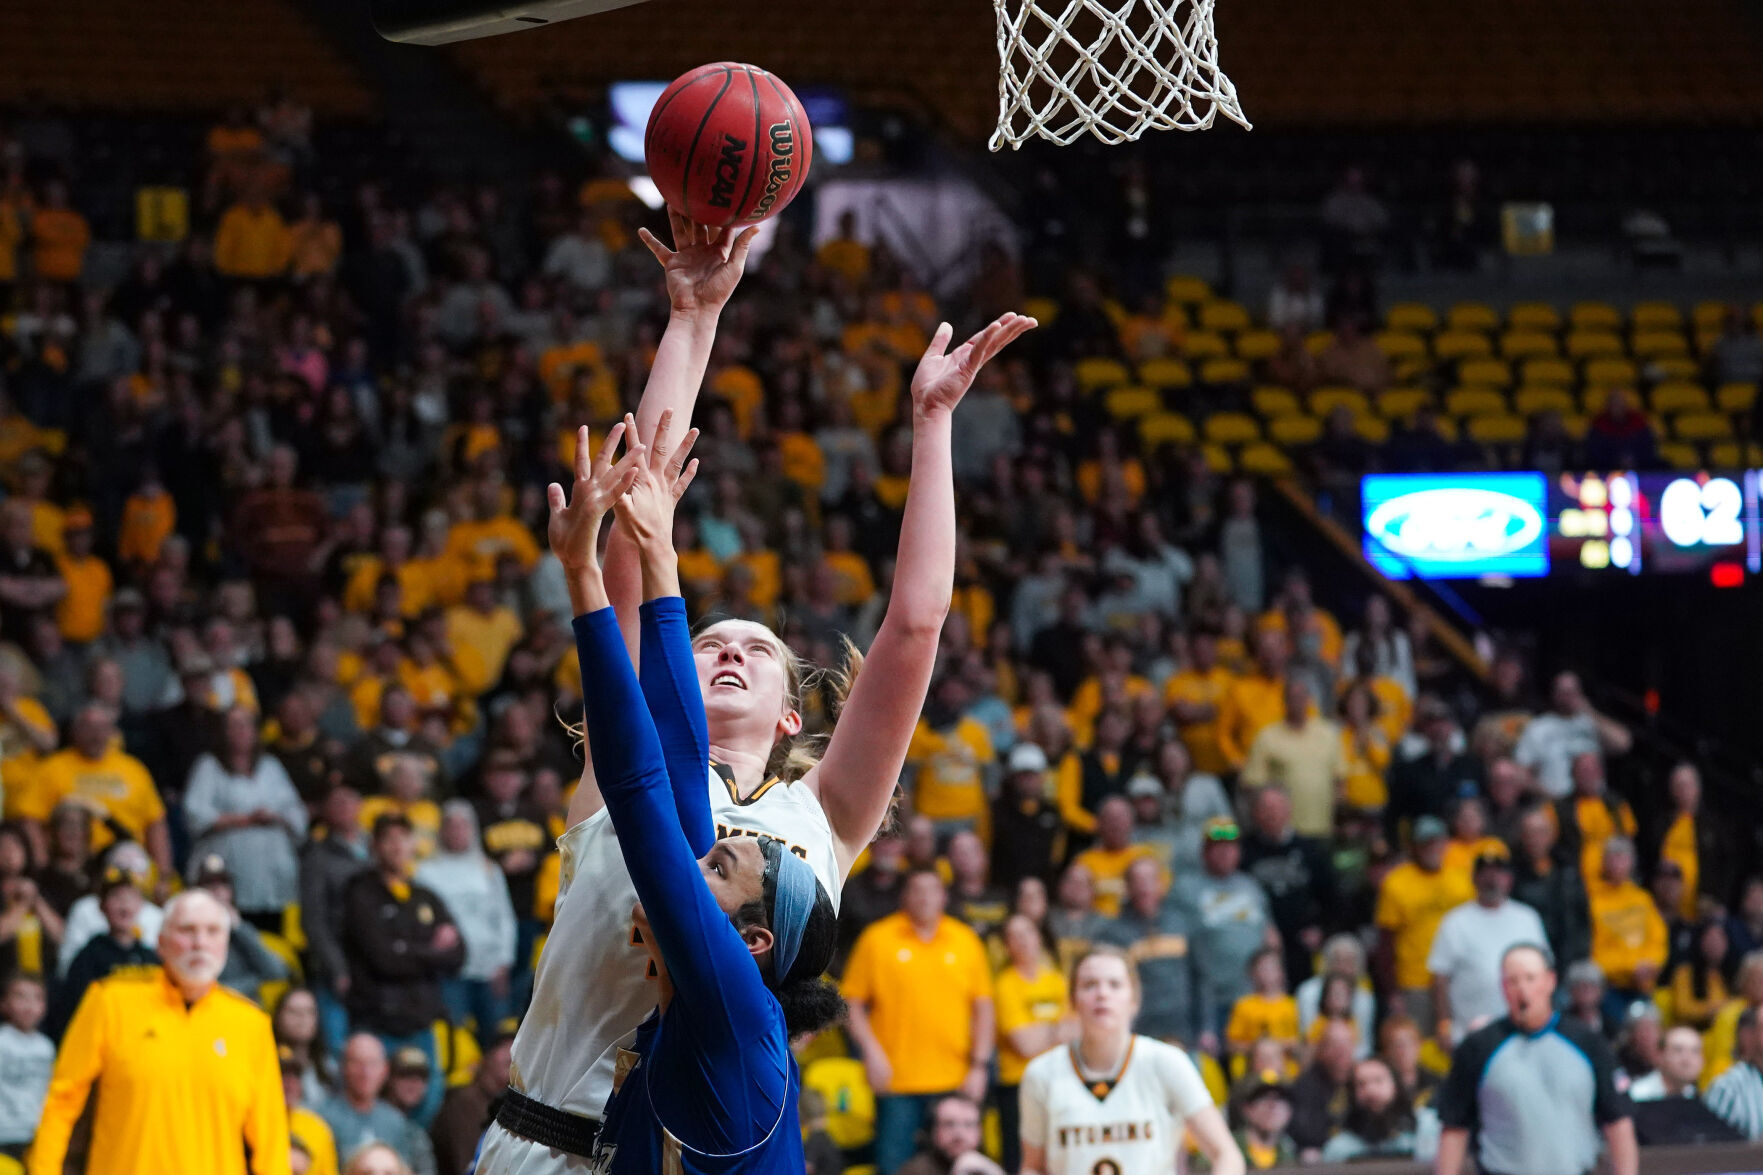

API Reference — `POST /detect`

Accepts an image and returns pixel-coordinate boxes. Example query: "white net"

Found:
[991,0,1250,150]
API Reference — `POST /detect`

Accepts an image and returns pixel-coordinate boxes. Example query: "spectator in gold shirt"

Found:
[54,509,112,646]
[1589,836,1668,1027]
[1218,627,1293,771]
[216,193,293,281]
[29,180,89,285]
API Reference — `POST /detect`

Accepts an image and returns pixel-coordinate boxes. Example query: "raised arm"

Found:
[617,412,714,856]
[807,314,1036,874]
[603,212,758,657]
[566,215,754,832]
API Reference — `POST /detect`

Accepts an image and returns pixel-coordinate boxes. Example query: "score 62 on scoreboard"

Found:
[1361,471,1763,580]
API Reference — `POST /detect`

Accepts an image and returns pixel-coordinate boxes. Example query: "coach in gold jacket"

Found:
[29,889,290,1175]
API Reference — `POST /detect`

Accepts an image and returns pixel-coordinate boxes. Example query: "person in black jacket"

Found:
[1240,784,1338,984]
[301,783,369,1054]
[1384,698,1483,848]
[340,811,465,1127]
[989,743,1066,891]
[1510,804,1593,967]
[46,865,158,1041]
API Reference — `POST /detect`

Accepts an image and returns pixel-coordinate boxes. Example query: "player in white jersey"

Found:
[476,212,1034,1173]
[1021,947,1245,1175]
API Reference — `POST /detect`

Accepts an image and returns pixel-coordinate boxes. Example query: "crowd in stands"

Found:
[0,98,1761,1175]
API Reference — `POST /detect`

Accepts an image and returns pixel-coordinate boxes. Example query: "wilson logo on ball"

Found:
[748,122,795,221]
[707,134,748,209]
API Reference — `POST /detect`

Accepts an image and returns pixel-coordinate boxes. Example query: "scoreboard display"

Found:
[1362,471,1763,580]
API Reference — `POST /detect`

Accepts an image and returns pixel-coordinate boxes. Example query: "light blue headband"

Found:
[769,848,819,983]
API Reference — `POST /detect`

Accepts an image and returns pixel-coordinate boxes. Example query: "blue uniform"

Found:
[571,601,803,1175]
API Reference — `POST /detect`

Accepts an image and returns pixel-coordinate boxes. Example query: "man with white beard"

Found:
[30,889,291,1175]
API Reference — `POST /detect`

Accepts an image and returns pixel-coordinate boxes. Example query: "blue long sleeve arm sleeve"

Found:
[637,597,714,857]
[572,608,782,1044]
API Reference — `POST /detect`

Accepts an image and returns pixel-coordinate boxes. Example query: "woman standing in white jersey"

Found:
[1021,946,1245,1175]
[475,213,1033,1174]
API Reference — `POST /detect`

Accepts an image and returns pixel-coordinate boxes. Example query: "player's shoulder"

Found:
[1022,1042,1073,1084]
[1131,1035,1203,1080]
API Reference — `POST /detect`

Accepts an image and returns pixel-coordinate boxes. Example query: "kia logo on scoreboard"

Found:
[1361,473,1550,580]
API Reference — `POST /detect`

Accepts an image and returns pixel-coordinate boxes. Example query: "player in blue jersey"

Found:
[539,417,842,1174]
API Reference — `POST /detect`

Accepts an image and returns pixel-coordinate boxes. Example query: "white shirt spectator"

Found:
[541,230,611,293]
[183,751,309,915]
[0,1022,54,1146]
[1626,1071,1694,1101]
[1267,285,1324,334]
[414,805,518,983]
[1427,898,1548,1040]
[1514,712,1604,798]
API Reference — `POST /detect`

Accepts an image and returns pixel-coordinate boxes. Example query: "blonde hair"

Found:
[343,1142,412,1175]
[1069,943,1143,1004]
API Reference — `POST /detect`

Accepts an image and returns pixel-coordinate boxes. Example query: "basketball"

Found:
[643,62,813,228]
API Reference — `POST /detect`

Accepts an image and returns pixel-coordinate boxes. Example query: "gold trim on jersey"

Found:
[1069,1037,1137,1103]
[712,759,783,806]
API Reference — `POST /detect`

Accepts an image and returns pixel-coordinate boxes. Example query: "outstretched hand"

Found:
[546,422,647,576]
[910,312,1037,419]
[612,409,700,549]
[638,209,760,320]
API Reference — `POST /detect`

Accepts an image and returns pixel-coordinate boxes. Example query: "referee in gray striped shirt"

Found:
[1708,1005,1763,1139]
[1434,943,1637,1175]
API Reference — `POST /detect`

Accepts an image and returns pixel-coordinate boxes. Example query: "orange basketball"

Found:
[644,62,813,229]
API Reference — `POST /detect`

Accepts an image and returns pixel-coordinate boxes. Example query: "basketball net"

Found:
[990,0,1250,150]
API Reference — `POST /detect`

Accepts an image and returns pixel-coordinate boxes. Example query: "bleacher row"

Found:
[1031,279,1763,476]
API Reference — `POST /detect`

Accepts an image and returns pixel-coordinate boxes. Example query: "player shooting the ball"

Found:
[477,211,1033,1173]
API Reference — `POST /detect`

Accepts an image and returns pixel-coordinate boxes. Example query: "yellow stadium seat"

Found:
[1675,412,1733,441]
[1165,275,1213,305]
[1138,412,1197,447]
[1434,331,1494,361]
[1235,329,1281,361]
[1182,332,1231,360]
[1075,357,1131,391]
[1570,302,1623,331]
[1561,415,1590,437]
[1710,442,1763,467]
[1102,299,1129,327]
[1305,330,1334,355]
[1467,415,1528,444]
[1238,443,1294,476]
[1692,301,1730,331]
[1376,388,1432,418]
[1659,442,1703,471]
[1386,303,1439,332]
[1632,331,1690,359]
[1251,386,1302,417]
[1501,330,1560,360]
[1199,358,1251,384]
[1139,357,1193,389]
[1201,443,1234,473]
[1354,416,1391,443]
[1268,415,1323,446]
[1696,328,1723,357]
[1650,356,1700,381]
[1584,357,1640,388]
[1458,358,1514,387]
[1204,412,1262,444]
[1445,386,1509,417]
[1023,297,1059,326]
[803,1057,876,1151]
[1199,300,1252,332]
[1717,383,1758,414]
[1581,386,1616,414]
[1311,387,1371,417]
[1513,386,1576,417]
[281,904,307,952]
[1104,386,1161,419]
[1375,331,1429,360]
[1650,381,1712,415]
[1567,331,1626,360]
[1521,356,1576,385]
[1447,302,1500,332]
[1507,302,1563,332]
[1631,301,1685,331]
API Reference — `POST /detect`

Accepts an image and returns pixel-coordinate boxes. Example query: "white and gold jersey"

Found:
[1019,1037,1214,1175]
[507,762,840,1121]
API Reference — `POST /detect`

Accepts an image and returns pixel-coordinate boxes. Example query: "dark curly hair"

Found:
[729,837,846,1038]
